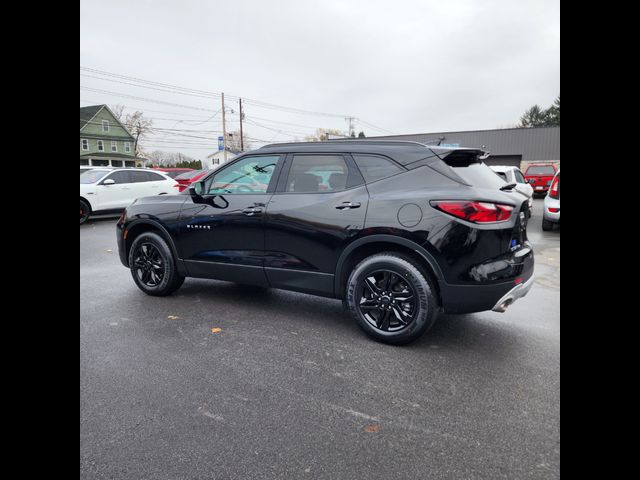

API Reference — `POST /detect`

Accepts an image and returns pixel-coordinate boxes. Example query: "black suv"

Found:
[117,141,534,344]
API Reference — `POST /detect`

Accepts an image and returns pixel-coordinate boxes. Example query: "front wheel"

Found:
[128,232,185,296]
[346,253,438,345]
[80,200,90,225]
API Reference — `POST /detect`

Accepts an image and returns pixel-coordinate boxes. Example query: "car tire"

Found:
[128,232,185,296]
[346,253,438,345]
[542,218,554,231]
[80,199,91,225]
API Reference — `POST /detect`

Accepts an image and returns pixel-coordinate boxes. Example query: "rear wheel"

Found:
[542,218,554,231]
[346,253,438,345]
[80,200,90,225]
[128,232,185,296]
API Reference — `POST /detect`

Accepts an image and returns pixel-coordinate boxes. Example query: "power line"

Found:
[81,66,350,119]
[82,66,395,133]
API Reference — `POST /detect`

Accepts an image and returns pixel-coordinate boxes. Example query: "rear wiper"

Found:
[500,183,518,191]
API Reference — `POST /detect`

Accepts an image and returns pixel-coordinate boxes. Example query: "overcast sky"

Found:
[80,0,559,160]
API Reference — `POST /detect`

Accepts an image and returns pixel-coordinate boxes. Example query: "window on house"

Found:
[111,141,117,153]
[111,160,123,167]
[97,140,104,152]
[102,120,110,132]
[81,139,89,151]
[124,142,131,153]
[91,159,109,166]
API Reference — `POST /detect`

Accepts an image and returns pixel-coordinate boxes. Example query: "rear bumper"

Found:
[439,244,534,314]
[491,275,535,312]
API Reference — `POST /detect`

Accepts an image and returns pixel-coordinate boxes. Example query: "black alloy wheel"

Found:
[132,243,165,287]
[346,253,439,345]
[357,270,417,332]
[128,232,185,296]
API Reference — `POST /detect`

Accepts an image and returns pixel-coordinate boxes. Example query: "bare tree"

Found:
[122,111,154,156]
[304,128,346,142]
[112,104,126,121]
[224,130,252,152]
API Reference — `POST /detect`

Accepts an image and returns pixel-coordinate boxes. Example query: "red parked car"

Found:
[524,164,557,195]
[151,167,194,179]
[173,169,211,192]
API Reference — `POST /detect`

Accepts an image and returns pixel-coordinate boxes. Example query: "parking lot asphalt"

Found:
[80,198,559,480]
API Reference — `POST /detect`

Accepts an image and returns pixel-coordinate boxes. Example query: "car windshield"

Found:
[526,165,555,175]
[80,169,111,184]
[175,169,207,180]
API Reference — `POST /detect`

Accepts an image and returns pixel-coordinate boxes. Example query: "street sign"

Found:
[218,136,224,151]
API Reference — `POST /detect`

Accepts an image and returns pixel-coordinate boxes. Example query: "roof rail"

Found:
[259,139,429,149]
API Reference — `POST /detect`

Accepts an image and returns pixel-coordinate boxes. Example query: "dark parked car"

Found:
[117,141,534,344]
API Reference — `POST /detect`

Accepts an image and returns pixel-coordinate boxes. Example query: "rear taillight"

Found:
[549,176,560,199]
[431,201,514,223]
[548,207,560,213]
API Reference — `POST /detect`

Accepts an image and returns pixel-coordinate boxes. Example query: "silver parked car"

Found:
[542,169,560,231]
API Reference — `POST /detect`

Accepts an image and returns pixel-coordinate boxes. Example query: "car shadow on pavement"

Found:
[172,279,525,358]
[409,312,528,360]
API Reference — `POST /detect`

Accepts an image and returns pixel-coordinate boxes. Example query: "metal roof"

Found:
[364,126,560,161]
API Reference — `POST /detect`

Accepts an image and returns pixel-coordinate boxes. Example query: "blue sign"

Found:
[218,136,224,151]
[440,143,460,148]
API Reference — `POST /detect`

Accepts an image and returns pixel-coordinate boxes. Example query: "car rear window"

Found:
[163,170,187,178]
[437,151,506,189]
[526,165,555,175]
[176,169,207,180]
[353,154,404,183]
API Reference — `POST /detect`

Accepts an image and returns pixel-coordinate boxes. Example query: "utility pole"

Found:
[239,98,244,152]
[221,92,227,163]
[346,117,355,137]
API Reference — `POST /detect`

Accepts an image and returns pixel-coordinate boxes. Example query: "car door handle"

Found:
[335,202,361,210]
[242,207,263,216]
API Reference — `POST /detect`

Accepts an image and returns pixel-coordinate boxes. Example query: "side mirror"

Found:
[103,178,115,185]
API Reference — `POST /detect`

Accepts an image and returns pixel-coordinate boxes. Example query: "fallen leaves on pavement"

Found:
[211,327,222,333]
[363,424,380,433]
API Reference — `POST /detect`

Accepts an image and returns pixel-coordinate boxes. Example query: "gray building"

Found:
[367,126,559,170]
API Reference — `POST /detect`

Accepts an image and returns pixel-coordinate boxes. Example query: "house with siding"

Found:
[80,105,143,167]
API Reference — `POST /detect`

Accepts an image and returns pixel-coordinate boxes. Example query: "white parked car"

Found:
[80,168,179,224]
[489,165,534,217]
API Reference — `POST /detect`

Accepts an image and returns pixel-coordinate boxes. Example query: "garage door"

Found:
[482,155,522,168]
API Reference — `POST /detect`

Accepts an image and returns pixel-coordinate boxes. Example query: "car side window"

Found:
[514,169,526,183]
[353,154,404,183]
[146,172,166,182]
[104,171,131,184]
[285,155,349,193]
[129,171,150,183]
[206,155,280,194]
